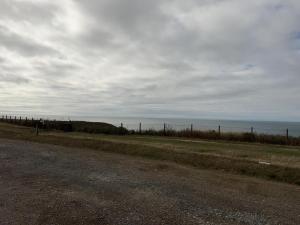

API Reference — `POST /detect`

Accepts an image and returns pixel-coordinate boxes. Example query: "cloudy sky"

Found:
[0,0,300,121]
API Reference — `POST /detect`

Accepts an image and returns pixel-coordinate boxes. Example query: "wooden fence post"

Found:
[218,125,221,136]
[139,122,142,134]
[286,129,289,143]
[164,123,166,136]
[191,124,193,133]
[120,123,124,135]
[36,123,39,136]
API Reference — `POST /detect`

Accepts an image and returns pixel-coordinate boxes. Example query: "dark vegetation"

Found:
[0,116,127,134]
[134,128,300,146]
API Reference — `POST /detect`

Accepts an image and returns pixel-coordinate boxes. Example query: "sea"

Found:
[33,116,300,137]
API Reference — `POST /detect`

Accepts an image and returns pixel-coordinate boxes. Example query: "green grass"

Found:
[0,122,300,185]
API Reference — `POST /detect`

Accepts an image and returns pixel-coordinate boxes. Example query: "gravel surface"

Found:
[0,138,299,225]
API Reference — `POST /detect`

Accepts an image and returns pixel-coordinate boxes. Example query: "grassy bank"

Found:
[0,117,127,134]
[0,122,299,185]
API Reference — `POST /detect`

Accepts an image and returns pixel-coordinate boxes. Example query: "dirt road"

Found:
[0,139,299,225]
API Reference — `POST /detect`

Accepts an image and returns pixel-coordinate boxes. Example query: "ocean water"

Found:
[51,116,300,137]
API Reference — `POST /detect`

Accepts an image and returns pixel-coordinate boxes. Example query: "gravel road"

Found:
[0,138,299,225]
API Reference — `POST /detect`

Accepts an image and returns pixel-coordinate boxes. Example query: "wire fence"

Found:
[119,122,298,138]
[1,114,300,137]
[1,115,300,145]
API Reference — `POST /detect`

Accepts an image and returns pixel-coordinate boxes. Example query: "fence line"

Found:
[1,114,299,139]
[120,122,299,138]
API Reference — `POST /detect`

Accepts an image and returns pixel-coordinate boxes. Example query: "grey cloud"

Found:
[0,56,5,63]
[75,0,165,34]
[74,0,288,71]
[0,74,30,84]
[0,25,58,57]
[33,60,81,78]
[0,0,58,24]
[0,0,300,120]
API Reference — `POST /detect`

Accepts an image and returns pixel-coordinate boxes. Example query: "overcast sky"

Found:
[0,0,300,121]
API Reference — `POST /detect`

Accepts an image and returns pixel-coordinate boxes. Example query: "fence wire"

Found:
[1,115,300,137]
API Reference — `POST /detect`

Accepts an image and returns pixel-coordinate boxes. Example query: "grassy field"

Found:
[0,122,300,185]
[59,132,300,168]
